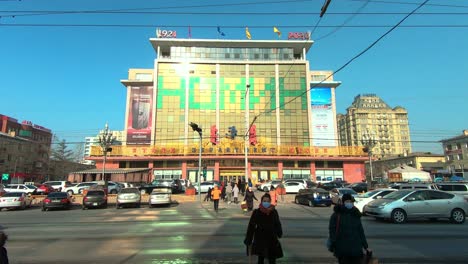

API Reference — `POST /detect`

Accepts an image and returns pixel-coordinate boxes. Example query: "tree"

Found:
[51,137,74,162]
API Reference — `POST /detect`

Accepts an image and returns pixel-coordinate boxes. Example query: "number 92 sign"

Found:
[156,29,177,38]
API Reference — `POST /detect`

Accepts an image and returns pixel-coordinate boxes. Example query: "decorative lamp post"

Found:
[361,130,378,190]
[244,84,251,187]
[189,122,202,202]
[98,123,115,191]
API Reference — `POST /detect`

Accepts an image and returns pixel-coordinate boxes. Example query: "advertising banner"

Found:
[311,87,336,146]
[127,86,153,145]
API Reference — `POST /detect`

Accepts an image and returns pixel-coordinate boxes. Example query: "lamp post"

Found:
[98,123,114,191]
[189,122,202,202]
[361,130,378,190]
[244,84,250,186]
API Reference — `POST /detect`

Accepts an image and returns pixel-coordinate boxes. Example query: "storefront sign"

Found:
[288,32,311,40]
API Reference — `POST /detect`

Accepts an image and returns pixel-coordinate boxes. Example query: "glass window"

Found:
[453,185,468,191]
[427,191,453,200]
[436,184,452,191]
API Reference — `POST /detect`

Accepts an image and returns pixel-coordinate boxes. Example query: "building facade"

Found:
[337,94,412,157]
[441,130,468,178]
[0,114,52,183]
[87,37,368,184]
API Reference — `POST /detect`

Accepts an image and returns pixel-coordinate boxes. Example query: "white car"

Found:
[283,181,306,193]
[258,180,282,192]
[0,192,33,210]
[3,184,36,194]
[43,181,73,191]
[194,181,221,193]
[149,187,172,207]
[91,181,122,194]
[354,189,396,213]
[63,182,97,195]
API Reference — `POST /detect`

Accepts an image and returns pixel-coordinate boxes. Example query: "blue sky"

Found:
[0,0,466,154]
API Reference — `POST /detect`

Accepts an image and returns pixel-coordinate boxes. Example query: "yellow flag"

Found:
[246,27,252,40]
[273,27,281,38]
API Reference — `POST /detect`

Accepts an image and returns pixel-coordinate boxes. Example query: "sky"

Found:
[0,0,467,154]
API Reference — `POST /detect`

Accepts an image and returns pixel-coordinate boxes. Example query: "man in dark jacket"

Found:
[328,193,369,264]
[0,231,8,264]
[244,187,258,212]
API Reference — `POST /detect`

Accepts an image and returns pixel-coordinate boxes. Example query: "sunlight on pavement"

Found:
[150,221,190,227]
[143,249,192,255]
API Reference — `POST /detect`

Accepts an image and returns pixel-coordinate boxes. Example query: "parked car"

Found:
[435,183,468,198]
[149,187,172,207]
[283,181,306,194]
[389,183,437,190]
[139,179,184,194]
[258,180,283,192]
[82,190,108,209]
[364,189,468,224]
[193,181,221,193]
[35,184,55,195]
[294,188,332,207]
[3,184,36,195]
[63,182,97,195]
[0,192,33,210]
[42,192,72,211]
[116,188,141,208]
[91,181,122,194]
[354,188,396,213]
[319,181,347,191]
[43,181,73,192]
[346,182,368,193]
[330,188,358,205]
[117,182,134,189]
[0,184,5,196]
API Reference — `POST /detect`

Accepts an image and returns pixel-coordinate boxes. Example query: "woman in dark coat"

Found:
[328,194,369,264]
[244,193,283,264]
[0,231,8,264]
[244,187,258,211]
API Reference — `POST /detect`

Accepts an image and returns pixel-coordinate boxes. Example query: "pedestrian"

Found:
[269,186,278,206]
[221,184,227,202]
[226,183,233,203]
[0,231,8,264]
[244,193,283,264]
[187,179,191,188]
[211,185,222,213]
[204,187,212,202]
[248,178,253,188]
[244,186,258,212]
[328,193,370,264]
[233,184,240,204]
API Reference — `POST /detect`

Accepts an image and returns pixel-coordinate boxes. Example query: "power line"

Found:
[348,0,468,9]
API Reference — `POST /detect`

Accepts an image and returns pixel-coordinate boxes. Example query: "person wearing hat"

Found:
[328,193,370,264]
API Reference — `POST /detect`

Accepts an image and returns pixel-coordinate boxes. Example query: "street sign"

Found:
[2,173,9,181]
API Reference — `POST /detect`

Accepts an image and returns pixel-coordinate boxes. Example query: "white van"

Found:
[435,183,468,198]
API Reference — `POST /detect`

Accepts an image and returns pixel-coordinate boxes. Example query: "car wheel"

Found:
[67,190,74,195]
[263,187,269,192]
[110,190,117,194]
[308,200,315,207]
[391,209,407,224]
[295,198,299,204]
[450,209,465,224]
[82,206,86,210]
[116,204,120,209]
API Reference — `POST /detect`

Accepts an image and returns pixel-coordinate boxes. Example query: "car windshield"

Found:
[120,188,139,194]
[86,191,105,196]
[2,192,22,197]
[359,190,381,198]
[340,189,357,195]
[47,193,68,198]
[151,188,171,194]
[382,190,413,200]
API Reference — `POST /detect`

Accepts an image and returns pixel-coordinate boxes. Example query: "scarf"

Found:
[259,203,274,215]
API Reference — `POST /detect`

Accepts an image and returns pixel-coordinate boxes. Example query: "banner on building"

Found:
[311,87,336,147]
[127,86,153,145]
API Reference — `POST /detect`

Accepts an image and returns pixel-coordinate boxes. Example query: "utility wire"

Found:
[348,0,468,9]
[2,24,466,28]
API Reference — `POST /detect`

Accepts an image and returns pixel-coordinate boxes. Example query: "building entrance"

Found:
[219,170,245,185]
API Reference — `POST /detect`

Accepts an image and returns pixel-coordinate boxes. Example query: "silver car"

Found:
[116,188,141,209]
[0,192,33,210]
[364,190,468,224]
[330,188,358,205]
[149,187,172,207]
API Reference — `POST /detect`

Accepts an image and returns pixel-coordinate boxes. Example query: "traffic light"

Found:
[228,126,237,139]
[249,125,257,146]
[210,125,218,145]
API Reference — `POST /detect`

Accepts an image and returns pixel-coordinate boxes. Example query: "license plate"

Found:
[53,199,60,202]
[322,196,326,199]
[93,202,98,206]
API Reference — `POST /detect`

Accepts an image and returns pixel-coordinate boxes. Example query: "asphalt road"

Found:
[1,196,468,264]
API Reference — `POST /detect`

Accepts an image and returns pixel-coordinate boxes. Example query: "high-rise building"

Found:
[337,94,411,156]
[83,130,125,160]
[80,36,368,184]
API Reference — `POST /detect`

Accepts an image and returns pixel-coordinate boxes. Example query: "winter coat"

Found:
[0,247,8,264]
[226,185,233,194]
[211,188,221,200]
[233,186,239,198]
[244,191,258,209]
[328,205,368,258]
[269,190,278,206]
[244,208,283,259]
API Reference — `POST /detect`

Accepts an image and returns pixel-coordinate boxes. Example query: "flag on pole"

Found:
[245,27,252,40]
[217,26,226,37]
[273,27,281,38]
[188,26,192,38]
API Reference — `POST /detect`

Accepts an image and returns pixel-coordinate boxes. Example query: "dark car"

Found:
[139,179,183,194]
[294,188,332,207]
[320,181,347,191]
[82,190,108,209]
[347,182,368,193]
[42,192,72,211]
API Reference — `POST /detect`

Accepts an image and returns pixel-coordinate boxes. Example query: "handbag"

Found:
[326,213,341,252]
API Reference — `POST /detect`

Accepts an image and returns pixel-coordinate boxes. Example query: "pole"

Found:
[244,84,250,187]
[13,158,18,184]
[369,151,374,182]
[102,150,107,184]
[198,132,202,202]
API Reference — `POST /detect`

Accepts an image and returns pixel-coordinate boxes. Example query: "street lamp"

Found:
[98,123,114,191]
[361,130,378,190]
[189,122,202,202]
[244,84,251,187]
